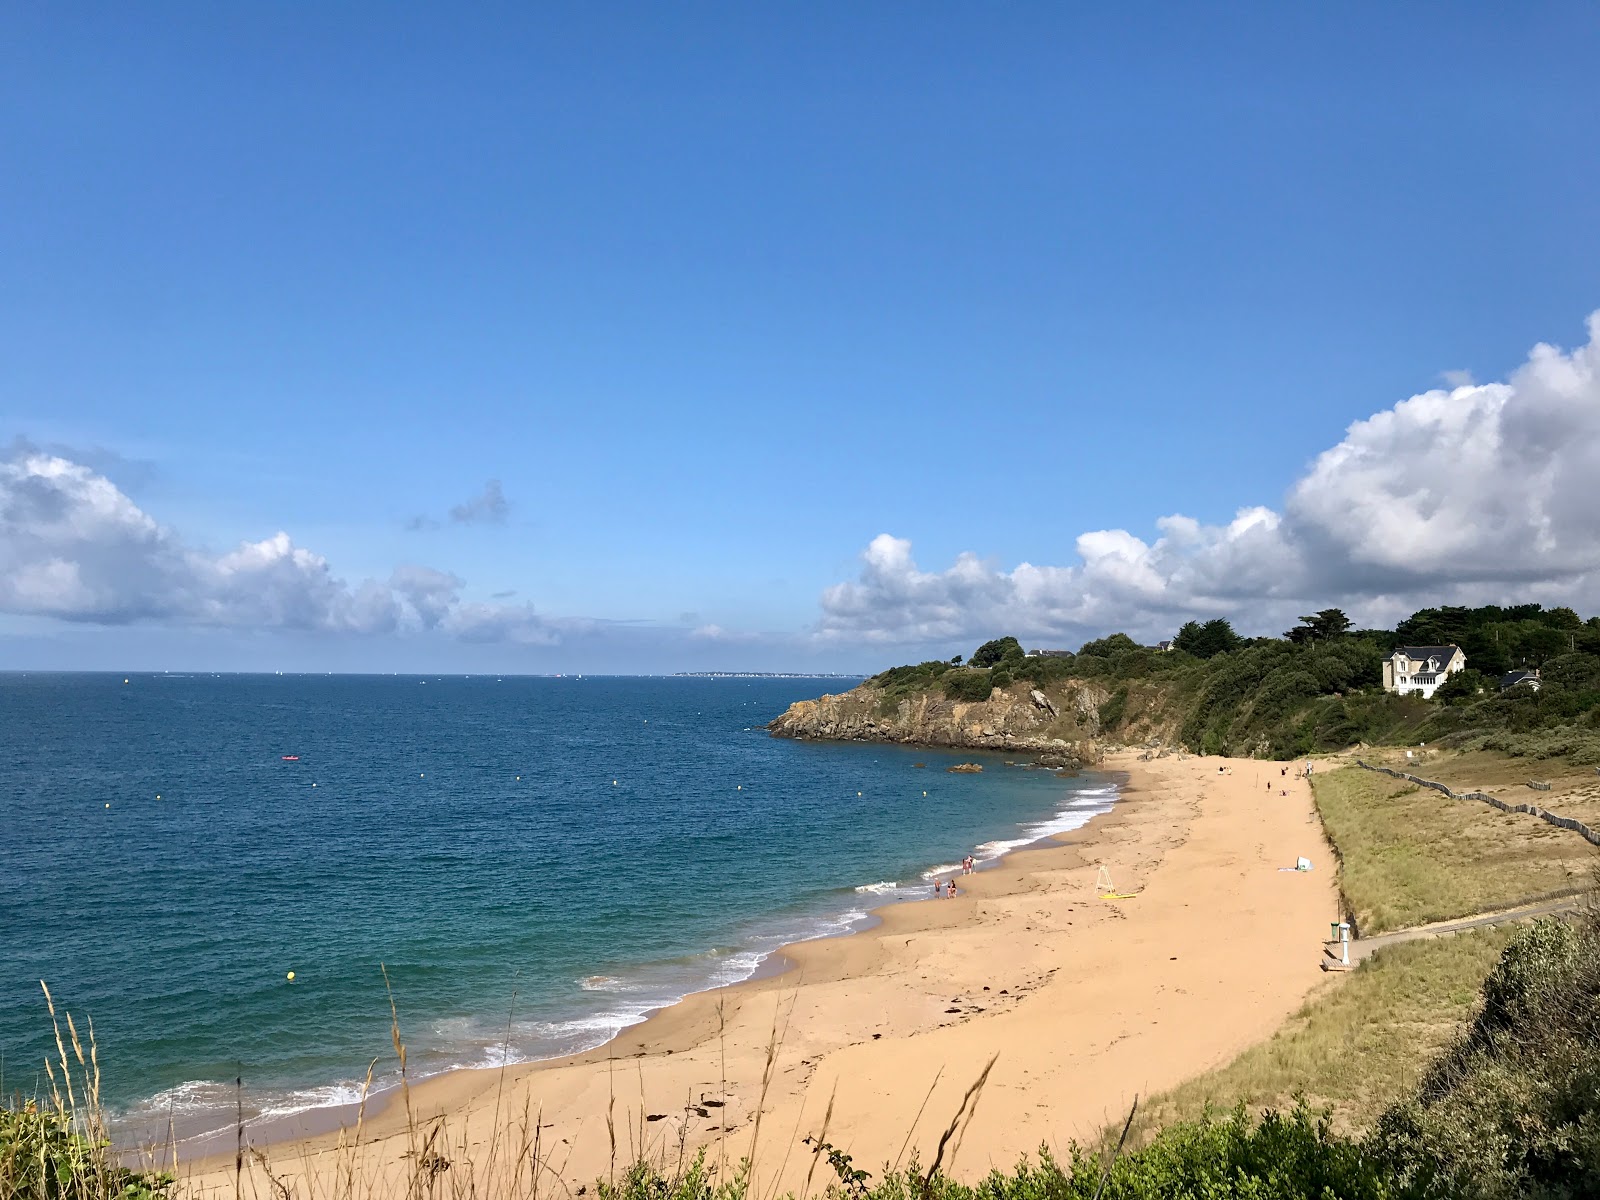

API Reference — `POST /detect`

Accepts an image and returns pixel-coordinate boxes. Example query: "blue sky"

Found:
[4,5,1600,672]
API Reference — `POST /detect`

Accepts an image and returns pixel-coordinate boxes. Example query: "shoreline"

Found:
[143,760,1118,1158]
[176,752,1338,1197]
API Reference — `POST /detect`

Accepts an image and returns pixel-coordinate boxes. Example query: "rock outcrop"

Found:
[767,680,1107,765]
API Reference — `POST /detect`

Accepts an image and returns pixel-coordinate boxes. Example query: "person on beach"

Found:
[947,879,957,897]
[934,880,942,897]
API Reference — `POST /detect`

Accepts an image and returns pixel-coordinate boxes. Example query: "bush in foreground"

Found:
[0,1104,170,1200]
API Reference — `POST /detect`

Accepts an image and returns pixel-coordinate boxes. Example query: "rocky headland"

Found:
[767,678,1116,765]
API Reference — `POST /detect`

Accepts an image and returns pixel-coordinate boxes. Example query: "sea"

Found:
[0,673,1116,1145]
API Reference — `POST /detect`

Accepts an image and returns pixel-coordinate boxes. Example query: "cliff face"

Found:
[767,679,1115,764]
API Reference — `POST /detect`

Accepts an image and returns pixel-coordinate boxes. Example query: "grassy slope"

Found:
[1311,764,1596,934]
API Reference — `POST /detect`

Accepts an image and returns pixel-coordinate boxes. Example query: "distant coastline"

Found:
[672,670,866,678]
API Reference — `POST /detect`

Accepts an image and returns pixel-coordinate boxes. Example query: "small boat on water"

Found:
[281,755,300,761]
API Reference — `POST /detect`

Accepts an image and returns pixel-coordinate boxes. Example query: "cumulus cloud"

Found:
[818,312,1600,645]
[0,446,560,642]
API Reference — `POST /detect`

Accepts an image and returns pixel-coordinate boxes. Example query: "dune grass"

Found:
[1310,766,1594,934]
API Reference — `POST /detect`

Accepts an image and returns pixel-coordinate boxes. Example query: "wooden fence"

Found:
[1354,761,1600,848]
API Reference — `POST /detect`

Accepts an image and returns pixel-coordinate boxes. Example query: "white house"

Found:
[1382,644,1467,699]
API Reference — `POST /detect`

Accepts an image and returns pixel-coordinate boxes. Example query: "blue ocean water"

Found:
[0,673,1114,1141]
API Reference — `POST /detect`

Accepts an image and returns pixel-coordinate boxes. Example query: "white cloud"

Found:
[443,601,583,645]
[817,312,1600,645]
[0,445,561,643]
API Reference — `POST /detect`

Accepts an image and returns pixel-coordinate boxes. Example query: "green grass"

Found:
[1310,766,1591,934]
[1135,926,1515,1138]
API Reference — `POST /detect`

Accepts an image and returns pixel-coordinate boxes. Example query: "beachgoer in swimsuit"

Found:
[947,880,957,897]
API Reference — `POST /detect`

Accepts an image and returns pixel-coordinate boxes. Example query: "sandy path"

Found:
[178,753,1338,1198]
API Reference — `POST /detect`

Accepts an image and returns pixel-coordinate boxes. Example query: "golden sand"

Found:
[181,752,1338,1197]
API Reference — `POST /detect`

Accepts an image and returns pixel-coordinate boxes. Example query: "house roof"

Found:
[1500,669,1539,687]
[1394,645,1461,662]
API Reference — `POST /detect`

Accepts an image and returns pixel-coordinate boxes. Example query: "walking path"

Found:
[1324,891,1590,968]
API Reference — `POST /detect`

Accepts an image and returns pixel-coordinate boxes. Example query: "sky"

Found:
[3,4,1600,673]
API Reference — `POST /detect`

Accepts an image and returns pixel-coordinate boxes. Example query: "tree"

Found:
[970,636,1023,668]
[1173,621,1204,655]
[1432,668,1484,706]
[1078,632,1141,658]
[1286,608,1352,644]
[1545,606,1583,630]
[950,654,963,666]
[1175,618,1241,659]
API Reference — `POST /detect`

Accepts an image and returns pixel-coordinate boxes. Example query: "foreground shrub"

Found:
[0,1103,171,1200]
[597,1104,1393,1200]
[1371,914,1600,1199]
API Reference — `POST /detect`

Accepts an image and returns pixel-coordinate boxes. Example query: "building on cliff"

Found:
[1381,644,1467,699]
[1500,668,1541,693]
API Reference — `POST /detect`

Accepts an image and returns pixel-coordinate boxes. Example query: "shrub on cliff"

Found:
[970,637,1025,668]
[1078,632,1141,658]
[943,669,994,703]
[1173,618,1242,659]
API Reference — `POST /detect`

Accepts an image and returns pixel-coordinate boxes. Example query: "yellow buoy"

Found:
[286,971,295,981]
[105,803,110,809]
[156,794,161,800]
[857,791,862,797]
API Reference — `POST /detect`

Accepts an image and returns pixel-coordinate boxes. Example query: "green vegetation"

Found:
[943,669,994,703]
[863,604,1600,761]
[1310,766,1594,934]
[1172,618,1241,659]
[969,636,1024,668]
[1393,604,1593,678]
[1371,912,1600,1198]
[0,1105,170,1200]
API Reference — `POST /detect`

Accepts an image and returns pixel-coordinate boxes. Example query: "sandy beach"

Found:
[180,751,1339,1198]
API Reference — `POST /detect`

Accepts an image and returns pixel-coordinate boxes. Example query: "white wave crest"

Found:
[257,1081,370,1119]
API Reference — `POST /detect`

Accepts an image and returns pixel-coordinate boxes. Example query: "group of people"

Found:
[932,855,977,898]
